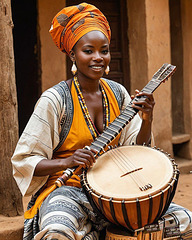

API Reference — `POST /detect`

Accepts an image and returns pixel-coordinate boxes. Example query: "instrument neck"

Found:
[90,72,166,155]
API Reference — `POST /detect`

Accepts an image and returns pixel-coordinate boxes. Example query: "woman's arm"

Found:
[131,90,155,145]
[34,148,97,176]
[11,87,64,196]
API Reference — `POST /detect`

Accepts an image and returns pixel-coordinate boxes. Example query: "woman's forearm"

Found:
[136,119,152,145]
[34,148,96,176]
[34,158,66,176]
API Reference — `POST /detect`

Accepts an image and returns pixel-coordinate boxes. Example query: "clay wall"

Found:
[127,0,173,154]
[38,0,67,92]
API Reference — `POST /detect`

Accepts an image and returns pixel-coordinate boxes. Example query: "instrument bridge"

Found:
[120,167,143,177]
[120,167,153,191]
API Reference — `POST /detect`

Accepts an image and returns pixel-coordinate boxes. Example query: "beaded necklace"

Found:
[74,76,109,138]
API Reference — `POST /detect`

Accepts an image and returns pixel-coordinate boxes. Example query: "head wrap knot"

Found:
[49,2,111,55]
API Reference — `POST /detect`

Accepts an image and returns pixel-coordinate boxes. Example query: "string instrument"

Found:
[55,63,178,231]
[81,145,179,231]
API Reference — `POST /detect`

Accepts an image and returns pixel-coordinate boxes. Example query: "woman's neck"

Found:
[76,75,101,94]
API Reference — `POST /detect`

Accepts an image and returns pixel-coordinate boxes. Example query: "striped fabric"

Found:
[162,202,192,239]
[29,186,108,240]
[23,187,192,240]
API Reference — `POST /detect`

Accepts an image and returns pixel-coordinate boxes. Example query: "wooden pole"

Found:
[0,0,23,216]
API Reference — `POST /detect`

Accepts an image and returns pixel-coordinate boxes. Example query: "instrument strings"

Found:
[107,148,149,191]
[107,150,142,189]
[116,149,152,190]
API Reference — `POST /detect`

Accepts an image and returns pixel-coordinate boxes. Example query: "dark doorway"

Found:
[11,0,41,135]
[66,0,130,91]
[169,0,184,135]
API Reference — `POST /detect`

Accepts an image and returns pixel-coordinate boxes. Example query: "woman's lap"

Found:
[162,202,192,236]
[26,186,192,240]
[34,186,107,240]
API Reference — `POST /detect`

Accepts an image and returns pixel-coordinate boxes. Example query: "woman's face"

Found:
[72,30,111,81]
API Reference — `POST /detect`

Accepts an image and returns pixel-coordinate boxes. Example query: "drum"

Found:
[81,145,179,231]
[105,224,137,240]
[105,224,180,240]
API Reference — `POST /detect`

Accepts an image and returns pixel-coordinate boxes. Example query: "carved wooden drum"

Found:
[81,145,179,231]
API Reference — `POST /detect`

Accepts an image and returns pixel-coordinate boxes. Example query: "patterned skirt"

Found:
[23,186,192,240]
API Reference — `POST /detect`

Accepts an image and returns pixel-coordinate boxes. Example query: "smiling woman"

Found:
[11,2,192,240]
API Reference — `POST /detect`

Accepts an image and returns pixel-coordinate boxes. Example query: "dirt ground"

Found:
[172,173,192,211]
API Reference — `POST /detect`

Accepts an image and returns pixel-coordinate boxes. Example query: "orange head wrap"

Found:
[49,2,111,55]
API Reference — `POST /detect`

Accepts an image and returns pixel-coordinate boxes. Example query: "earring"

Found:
[105,65,110,75]
[71,62,77,75]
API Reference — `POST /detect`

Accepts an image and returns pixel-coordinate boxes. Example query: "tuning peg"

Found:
[108,145,113,150]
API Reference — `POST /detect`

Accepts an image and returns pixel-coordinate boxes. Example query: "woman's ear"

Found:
[69,50,75,62]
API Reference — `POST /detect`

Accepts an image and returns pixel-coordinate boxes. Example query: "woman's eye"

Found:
[102,49,109,54]
[84,50,92,54]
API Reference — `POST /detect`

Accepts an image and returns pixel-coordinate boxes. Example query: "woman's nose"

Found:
[92,52,103,61]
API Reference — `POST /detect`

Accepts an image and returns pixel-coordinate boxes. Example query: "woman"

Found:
[12,3,192,240]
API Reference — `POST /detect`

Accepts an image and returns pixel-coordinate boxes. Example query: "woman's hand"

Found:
[131,90,155,122]
[34,148,97,176]
[63,148,97,169]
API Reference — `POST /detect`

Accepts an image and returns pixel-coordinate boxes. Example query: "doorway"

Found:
[11,0,41,135]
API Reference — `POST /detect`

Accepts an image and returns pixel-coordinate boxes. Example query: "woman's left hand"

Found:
[131,90,155,121]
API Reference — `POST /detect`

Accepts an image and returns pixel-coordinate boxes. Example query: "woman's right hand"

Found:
[34,148,97,176]
[63,148,97,169]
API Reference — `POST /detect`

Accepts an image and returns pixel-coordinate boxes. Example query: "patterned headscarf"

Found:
[49,2,111,55]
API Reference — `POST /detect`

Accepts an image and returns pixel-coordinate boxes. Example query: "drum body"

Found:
[81,146,179,231]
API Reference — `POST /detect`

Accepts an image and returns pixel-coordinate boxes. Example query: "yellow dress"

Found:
[25,79,121,219]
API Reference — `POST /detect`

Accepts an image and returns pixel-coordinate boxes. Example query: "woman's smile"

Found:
[89,65,104,71]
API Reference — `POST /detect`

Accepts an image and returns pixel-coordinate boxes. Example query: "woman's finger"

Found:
[74,149,95,166]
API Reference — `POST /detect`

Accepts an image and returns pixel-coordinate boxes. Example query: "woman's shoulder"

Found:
[34,80,72,114]
[42,80,70,98]
[40,80,73,104]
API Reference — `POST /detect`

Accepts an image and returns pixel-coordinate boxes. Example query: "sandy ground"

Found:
[172,173,192,211]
